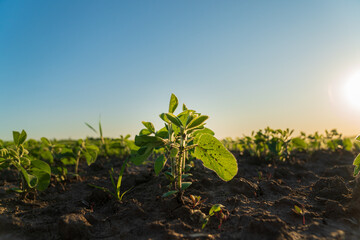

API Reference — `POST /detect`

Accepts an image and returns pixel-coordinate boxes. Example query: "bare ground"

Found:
[1,150,360,240]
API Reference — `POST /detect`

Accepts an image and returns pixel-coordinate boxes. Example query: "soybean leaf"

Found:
[291,137,307,150]
[41,137,51,146]
[155,127,168,138]
[131,146,154,165]
[194,133,238,181]
[356,135,360,141]
[31,160,51,175]
[162,190,178,198]
[135,135,165,147]
[30,169,50,191]
[159,113,170,123]
[209,204,224,216]
[19,165,38,188]
[13,131,20,146]
[142,121,155,133]
[181,182,192,190]
[139,128,151,136]
[170,148,179,158]
[154,155,167,175]
[18,130,27,145]
[169,93,178,113]
[353,153,360,176]
[187,115,209,129]
[165,113,183,128]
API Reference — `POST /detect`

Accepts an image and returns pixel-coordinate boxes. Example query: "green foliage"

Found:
[89,158,132,201]
[131,93,238,200]
[353,134,360,177]
[73,139,99,176]
[0,130,51,196]
[223,128,356,162]
[202,204,228,229]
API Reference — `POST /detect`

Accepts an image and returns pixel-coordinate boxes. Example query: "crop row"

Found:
[1,94,360,229]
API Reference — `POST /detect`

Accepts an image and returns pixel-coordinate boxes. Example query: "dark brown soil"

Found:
[1,150,360,240]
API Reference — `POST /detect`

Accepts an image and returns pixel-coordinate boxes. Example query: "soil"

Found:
[1,150,360,240]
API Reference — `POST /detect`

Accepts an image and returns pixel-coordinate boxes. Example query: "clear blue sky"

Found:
[1,0,360,140]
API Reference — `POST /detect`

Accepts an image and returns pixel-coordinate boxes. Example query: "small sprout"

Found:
[292,205,306,225]
[189,194,207,209]
[202,204,229,230]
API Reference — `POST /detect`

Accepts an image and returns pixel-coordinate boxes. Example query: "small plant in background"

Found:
[73,139,99,178]
[202,204,229,230]
[131,93,238,202]
[0,130,51,197]
[40,137,74,182]
[85,118,109,157]
[89,158,133,201]
[292,205,306,225]
[325,129,353,152]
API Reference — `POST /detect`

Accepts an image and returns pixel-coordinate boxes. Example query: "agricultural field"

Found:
[1,95,360,240]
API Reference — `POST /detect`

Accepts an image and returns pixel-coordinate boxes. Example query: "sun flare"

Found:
[343,72,360,110]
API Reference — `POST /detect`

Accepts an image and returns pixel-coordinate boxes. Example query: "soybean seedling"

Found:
[73,139,99,178]
[190,194,207,209]
[292,205,306,225]
[202,204,229,230]
[352,135,360,177]
[131,93,238,202]
[0,130,51,197]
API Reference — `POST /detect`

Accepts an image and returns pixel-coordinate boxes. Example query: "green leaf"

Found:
[31,160,51,175]
[187,115,209,129]
[183,103,188,111]
[154,155,167,175]
[181,182,192,190]
[353,153,360,176]
[135,135,165,147]
[155,127,168,138]
[18,130,27,145]
[85,123,97,133]
[194,133,238,181]
[19,165,38,188]
[142,121,155,133]
[139,128,151,136]
[165,113,183,128]
[170,148,179,158]
[343,138,353,151]
[209,204,224,216]
[13,131,20,146]
[41,137,51,146]
[159,113,170,123]
[291,137,307,150]
[192,128,215,142]
[294,205,302,214]
[131,146,154,165]
[356,134,360,141]
[30,169,50,191]
[353,153,360,167]
[99,120,103,139]
[169,93,178,113]
[354,165,360,177]
[162,190,178,198]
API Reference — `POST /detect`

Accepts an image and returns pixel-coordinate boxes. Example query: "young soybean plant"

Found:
[353,135,360,177]
[0,130,51,197]
[131,94,238,201]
